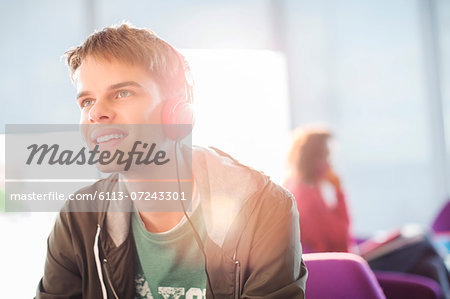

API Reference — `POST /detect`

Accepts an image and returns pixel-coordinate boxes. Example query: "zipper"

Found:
[103,258,119,299]
[234,259,241,299]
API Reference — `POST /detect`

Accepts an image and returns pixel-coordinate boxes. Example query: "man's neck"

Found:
[119,173,187,233]
[138,211,185,233]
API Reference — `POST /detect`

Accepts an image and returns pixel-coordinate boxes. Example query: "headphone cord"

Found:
[174,140,216,299]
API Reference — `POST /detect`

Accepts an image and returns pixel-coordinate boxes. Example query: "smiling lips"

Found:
[90,128,128,147]
[96,133,125,144]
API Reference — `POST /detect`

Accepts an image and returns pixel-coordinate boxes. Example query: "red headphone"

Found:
[161,44,195,141]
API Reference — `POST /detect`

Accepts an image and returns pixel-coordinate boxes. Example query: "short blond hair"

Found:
[287,126,331,182]
[64,22,187,100]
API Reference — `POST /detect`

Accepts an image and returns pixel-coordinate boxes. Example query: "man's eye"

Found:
[81,99,94,108]
[117,90,132,98]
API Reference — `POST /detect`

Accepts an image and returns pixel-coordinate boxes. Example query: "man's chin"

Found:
[95,163,124,174]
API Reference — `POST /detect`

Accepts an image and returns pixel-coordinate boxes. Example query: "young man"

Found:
[36,23,307,299]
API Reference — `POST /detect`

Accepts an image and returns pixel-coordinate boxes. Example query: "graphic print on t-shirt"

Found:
[135,272,206,299]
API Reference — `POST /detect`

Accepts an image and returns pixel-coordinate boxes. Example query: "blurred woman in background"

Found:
[284,126,353,252]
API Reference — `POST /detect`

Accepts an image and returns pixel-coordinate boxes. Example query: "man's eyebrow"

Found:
[77,91,91,100]
[76,81,143,100]
[108,81,143,91]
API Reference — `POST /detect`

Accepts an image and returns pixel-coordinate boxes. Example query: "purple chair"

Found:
[303,252,386,299]
[375,271,443,299]
[432,200,450,233]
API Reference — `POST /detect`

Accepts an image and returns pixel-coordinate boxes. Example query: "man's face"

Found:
[75,56,166,172]
[75,55,163,125]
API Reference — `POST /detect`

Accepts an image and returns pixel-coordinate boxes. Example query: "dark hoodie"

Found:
[36,147,307,298]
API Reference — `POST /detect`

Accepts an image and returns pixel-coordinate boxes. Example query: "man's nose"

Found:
[88,100,115,123]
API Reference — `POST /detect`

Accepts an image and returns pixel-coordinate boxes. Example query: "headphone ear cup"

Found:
[162,99,195,140]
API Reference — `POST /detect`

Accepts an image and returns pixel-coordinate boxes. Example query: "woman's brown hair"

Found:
[287,126,331,182]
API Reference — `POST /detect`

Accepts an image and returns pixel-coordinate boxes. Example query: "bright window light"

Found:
[183,49,291,184]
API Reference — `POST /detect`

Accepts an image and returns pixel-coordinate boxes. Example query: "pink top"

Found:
[285,180,352,252]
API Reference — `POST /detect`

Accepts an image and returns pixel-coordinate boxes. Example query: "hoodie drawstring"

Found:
[94,224,108,299]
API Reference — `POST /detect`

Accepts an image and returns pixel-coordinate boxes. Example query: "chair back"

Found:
[374,271,443,299]
[432,200,450,233]
[303,252,386,299]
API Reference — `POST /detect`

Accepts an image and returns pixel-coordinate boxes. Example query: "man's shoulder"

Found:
[259,179,297,213]
[193,145,295,212]
[192,145,266,178]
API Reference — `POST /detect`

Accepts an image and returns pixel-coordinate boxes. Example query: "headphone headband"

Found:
[158,38,195,140]
[158,38,194,105]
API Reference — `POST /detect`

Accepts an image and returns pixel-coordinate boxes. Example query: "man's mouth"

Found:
[90,128,129,147]
[96,133,126,144]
